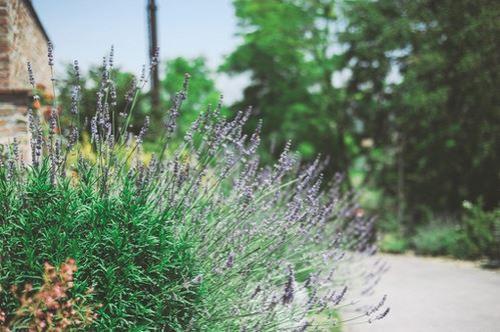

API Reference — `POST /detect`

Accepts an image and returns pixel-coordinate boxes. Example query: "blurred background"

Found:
[28,0,500,261]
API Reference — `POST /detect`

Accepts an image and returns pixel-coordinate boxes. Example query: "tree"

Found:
[161,57,223,138]
[58,64,146,138]
[225,0,500,226]
[339,0,500,218]
[222,0,352,171]
[57,57,222,150]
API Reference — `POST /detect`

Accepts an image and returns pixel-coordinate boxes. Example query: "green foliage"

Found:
[379,233,409,254]
[162,58,222,125]
[461,201,500,261]
[158,57,225,147]
[57,57,223,154]
[0,161,202,330]
[409,202,500,260]
[339,0,500,215]
[225,0,500,229]
[58,63,147,136]
[411,223,462,257]
[222,0,348,171]
[0,56,386,329]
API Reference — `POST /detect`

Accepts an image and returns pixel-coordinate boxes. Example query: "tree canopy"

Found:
[223,0,500,223]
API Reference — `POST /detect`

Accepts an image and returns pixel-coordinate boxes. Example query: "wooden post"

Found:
[147,0,160,113]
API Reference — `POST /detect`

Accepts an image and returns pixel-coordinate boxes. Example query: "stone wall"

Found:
[0,0,50,147]
[0,0,51,90]
[0,90,29,144]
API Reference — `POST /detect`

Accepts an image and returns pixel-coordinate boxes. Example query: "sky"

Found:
[32,0,248,103]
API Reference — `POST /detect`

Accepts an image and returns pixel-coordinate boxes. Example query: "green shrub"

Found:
[410,204,500,261]
[379,233,409,254]
[412,223,461,256]
[0,52,388,330]
[461,201,500,262]
[0,159,204,330]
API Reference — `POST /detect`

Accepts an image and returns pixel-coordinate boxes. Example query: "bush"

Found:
[0,52,388,330]
[379,233,409,254]
[412,223,461,257]
[410,204,500,261]
[1,158,203,329]
[461,201,500,262]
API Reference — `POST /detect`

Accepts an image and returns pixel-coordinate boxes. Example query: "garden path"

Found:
[345,254,500,332]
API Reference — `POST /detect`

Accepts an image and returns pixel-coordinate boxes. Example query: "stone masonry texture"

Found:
[0,0,50,146]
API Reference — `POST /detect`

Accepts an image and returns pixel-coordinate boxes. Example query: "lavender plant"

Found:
[0,46,388,331]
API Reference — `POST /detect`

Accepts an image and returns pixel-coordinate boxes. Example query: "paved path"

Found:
[345,254,500,332]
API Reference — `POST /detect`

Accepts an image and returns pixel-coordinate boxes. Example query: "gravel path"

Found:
[345,254,500,332]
